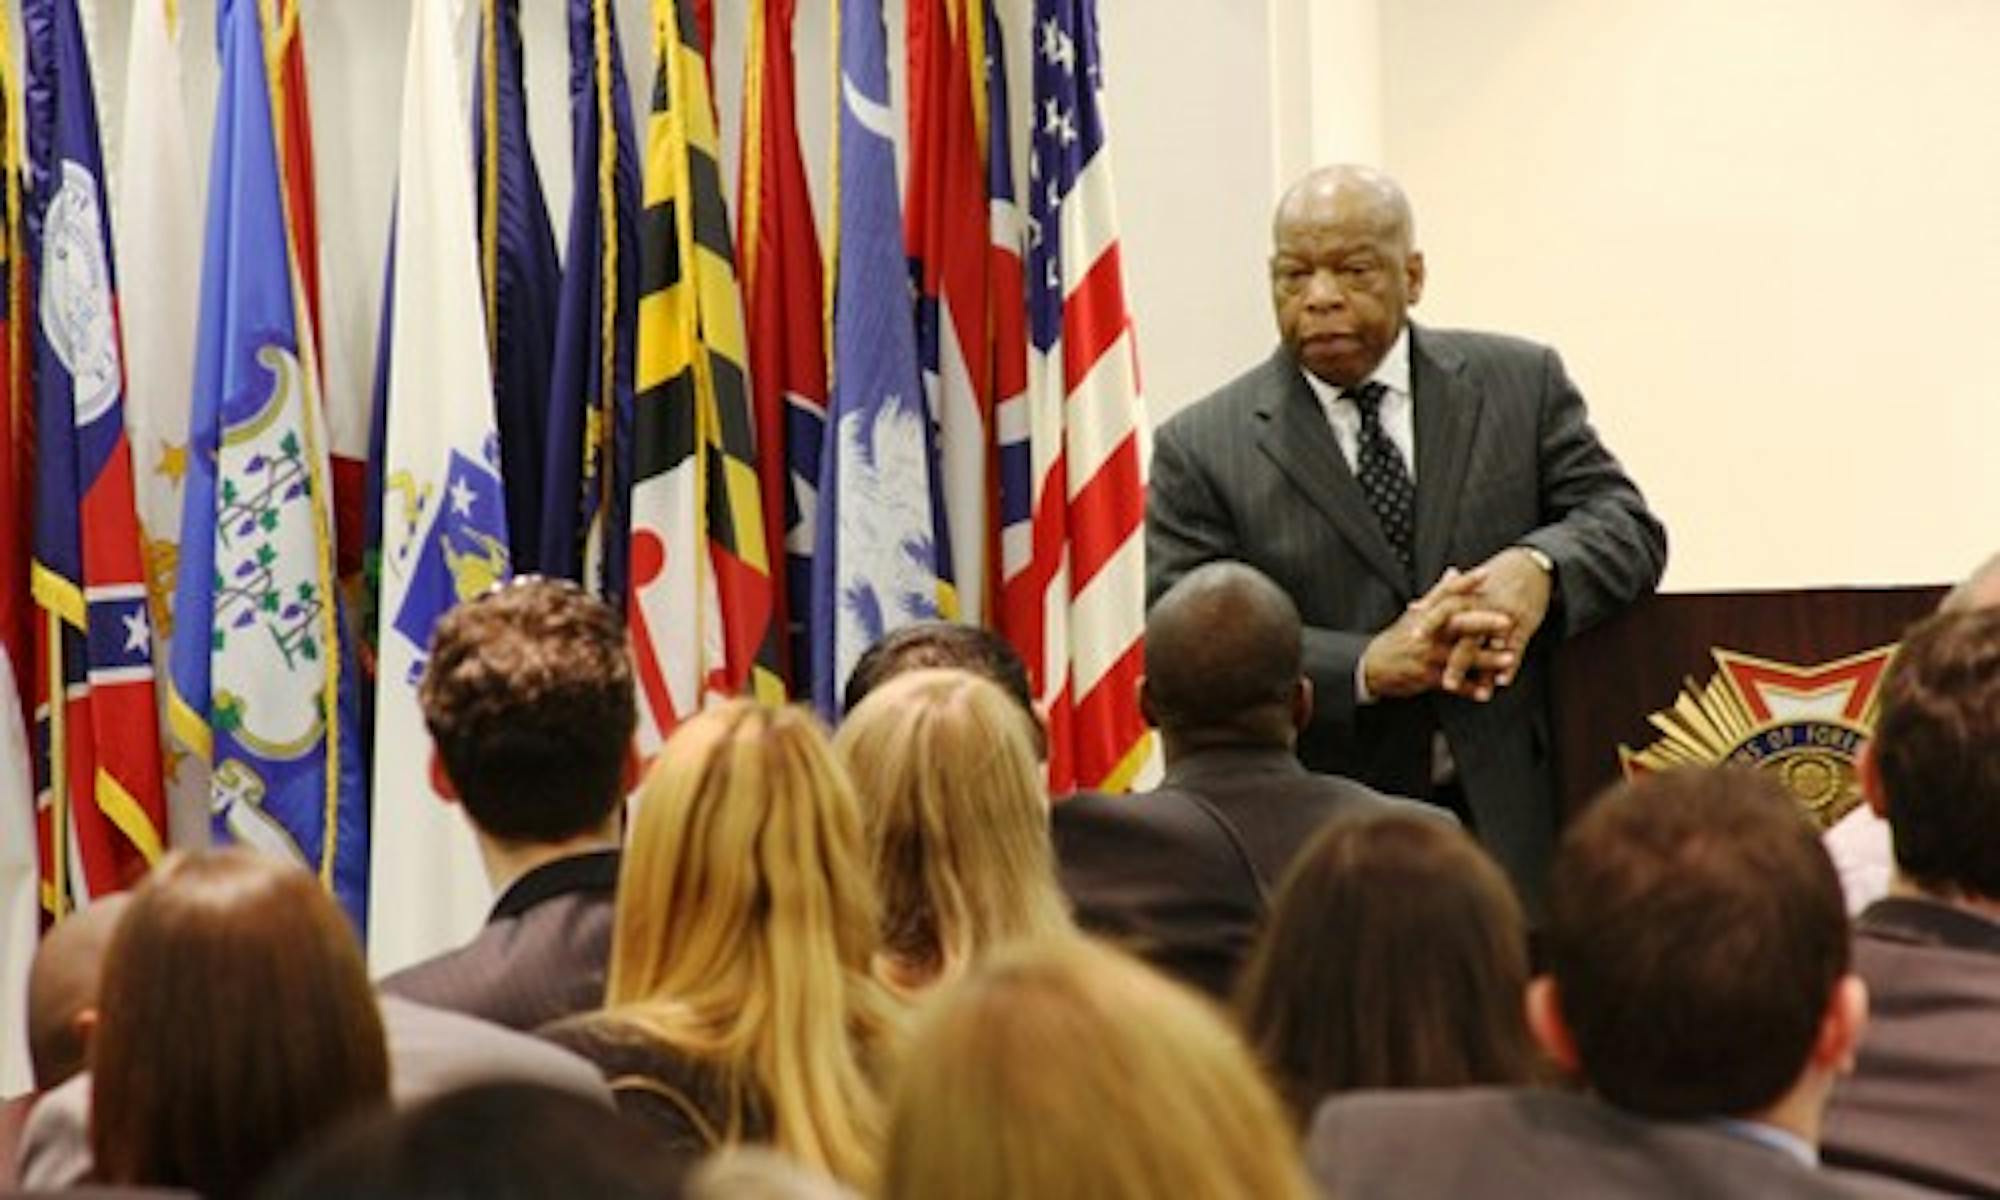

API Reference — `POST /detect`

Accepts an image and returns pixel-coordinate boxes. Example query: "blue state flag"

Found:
[810,0,949,718]
[538,0,639,605]
[168,0,367,931]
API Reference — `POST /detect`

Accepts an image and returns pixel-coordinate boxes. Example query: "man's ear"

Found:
[1525,976,1581,1076]
[428,750,460,805]
[1291,676,1315,733]
[1813,974,1870,1076]
[1405,248,1427,307]
[1858,738,1889,819]
[618,738,644,796]
[1137,677,1159,730]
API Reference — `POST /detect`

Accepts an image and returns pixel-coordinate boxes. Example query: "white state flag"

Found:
[0,651,35,1095]
[368,0,508,975]
[116,0,207,854]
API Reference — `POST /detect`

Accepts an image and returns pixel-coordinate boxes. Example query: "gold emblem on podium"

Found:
[1621,646,1897,830]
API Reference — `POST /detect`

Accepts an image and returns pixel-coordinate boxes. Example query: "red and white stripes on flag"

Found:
[1020,0,1149,792]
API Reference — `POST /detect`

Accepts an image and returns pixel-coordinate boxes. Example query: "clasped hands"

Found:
[1360,547,1552,703]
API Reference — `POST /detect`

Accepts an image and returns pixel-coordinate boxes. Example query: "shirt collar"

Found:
[1299,324,1413,405]
[489,848,622,923]
[1703,1117,1818,1168]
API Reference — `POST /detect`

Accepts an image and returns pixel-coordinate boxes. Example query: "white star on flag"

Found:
[450,475,475,518]
[122,609,149,655]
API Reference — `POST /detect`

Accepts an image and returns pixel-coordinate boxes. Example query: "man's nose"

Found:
[1303,268,1344,308]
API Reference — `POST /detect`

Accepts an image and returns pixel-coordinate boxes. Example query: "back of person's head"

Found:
[1236,814,1534,1122]
[1542,768,1852,1119]
[26,893,129,1092]
[1142,561,1305,746]
[91,849,389,1199]
[683,1148,856,1200]
[841,623,1042,752]
[605,700,892,1185]
[1869,607,2000,900]
[882,937,1312,1200]
[420,576,636,842]
[833,668,1071,990]
[258,1082,684,1200]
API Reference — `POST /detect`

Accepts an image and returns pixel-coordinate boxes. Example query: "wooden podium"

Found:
[1550,587,1947,822]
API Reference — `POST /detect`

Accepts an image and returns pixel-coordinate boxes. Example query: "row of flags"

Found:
[0,0,1150,1009]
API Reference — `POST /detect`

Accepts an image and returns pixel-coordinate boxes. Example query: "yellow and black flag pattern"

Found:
[626,0,783,746]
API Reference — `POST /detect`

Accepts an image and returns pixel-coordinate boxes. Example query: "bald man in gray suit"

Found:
[1146,164,1665,910]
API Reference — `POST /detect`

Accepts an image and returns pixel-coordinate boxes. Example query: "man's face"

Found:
[1270,190,1425,389]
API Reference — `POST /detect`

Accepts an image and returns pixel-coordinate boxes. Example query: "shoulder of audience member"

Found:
[378,997,611,1109]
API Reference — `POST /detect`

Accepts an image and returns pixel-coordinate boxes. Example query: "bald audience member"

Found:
[1055,561,1433,999]
[2,896,128,1185]
[1821,608,2000,1194]
[1825,551,2000,912]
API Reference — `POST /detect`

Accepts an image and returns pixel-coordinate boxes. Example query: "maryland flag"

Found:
[24,0,168,912]
[628,0,783,751]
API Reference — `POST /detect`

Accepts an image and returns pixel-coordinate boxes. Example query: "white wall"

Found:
[1379,0,1996,590]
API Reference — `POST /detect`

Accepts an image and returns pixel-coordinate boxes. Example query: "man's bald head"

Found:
[1940,552,2000,614]
[1143,562,1307,747]
[27,893,130,1090]
[1269,164,1425,389]
[1273,164,1416,254]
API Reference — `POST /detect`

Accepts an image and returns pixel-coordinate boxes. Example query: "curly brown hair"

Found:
[420,577,636,841]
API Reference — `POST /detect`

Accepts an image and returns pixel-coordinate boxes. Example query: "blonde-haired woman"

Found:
[543,701,900,1186]
[880,936,1314,1200]
[834,667,1071,993]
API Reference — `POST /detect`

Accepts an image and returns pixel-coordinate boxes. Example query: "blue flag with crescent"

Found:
[168,0,367,931]
[810,0,950,717]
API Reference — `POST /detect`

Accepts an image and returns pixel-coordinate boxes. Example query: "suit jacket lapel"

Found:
[1253,349,1411,595]
[1411,327,1485,588]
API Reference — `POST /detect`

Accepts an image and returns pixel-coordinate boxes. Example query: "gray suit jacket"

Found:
[1824,897,2000,1197]
[1308,1088,1938,1199]
[16,998,611,1191]
[1147,329,1666,907]
[379,850,618,1032]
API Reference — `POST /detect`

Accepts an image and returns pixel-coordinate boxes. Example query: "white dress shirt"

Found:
[1301,325,1415,481]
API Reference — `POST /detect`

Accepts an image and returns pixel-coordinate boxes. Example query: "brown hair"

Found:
[1873,608,2000,899]
[882,937,1313,1200]
[90,849,389,1198]
[1547,768,1848,1118]
[835,669,1072,991]
[420,576,636,841]
[1235,814,1534,1123]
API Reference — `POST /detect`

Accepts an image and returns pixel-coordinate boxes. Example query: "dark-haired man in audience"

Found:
[1309,768,1921,1198]
[1821,607,2000,1195]
[1825,551,2000,912]
[1057,561,1434,999]
[380,577,638,1031]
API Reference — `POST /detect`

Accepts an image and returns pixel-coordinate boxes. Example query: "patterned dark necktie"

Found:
[1345,381,1415,579]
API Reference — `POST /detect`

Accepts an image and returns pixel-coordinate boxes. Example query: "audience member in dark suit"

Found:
[261,1083,683,1200]
[1237,813,1536,1125]
[1056,561,1430,998]
[379,578,637,1031]
[1822,608,2000,1195]
[881,937,1313,1200]
[541,703,900,1188]
[1309,769,1889,1199]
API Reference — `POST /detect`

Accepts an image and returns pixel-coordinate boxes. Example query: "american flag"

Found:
[1020,0,1150,792]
